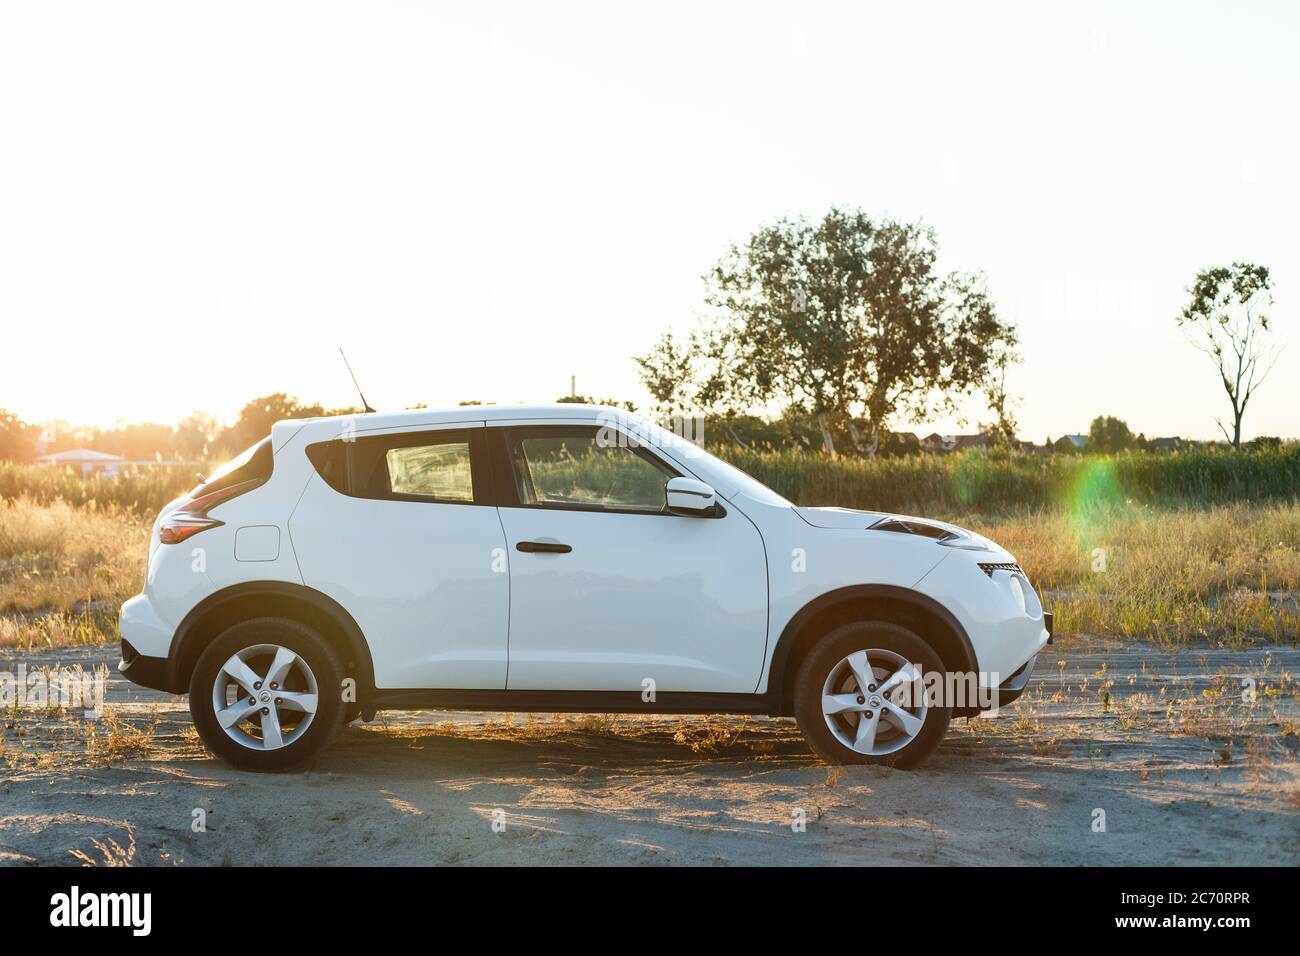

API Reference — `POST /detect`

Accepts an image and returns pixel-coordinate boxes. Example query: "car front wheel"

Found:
[794,621,951,769]
[190,617,346,771]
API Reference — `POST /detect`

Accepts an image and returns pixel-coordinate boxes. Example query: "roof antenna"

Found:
[339,347,376,413]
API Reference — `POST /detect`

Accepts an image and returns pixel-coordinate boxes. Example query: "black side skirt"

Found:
[367,689,778,716]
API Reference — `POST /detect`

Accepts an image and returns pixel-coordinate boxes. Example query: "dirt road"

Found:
[2,641,1297,866]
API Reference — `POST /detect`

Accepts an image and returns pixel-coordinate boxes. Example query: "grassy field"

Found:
[720,442,1300,514]
[0,461,195,515]
[0,498,146,649]
[1,493,1296,650]
[5,442,1300,516]
[976,503,1299,646]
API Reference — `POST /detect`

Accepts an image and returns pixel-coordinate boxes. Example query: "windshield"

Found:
[626,417,792,507]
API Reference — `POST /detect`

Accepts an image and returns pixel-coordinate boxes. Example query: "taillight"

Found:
[158,478,261,544]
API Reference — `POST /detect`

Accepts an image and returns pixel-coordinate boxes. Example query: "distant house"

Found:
[920,432,990,454]
[1150,437,1184,452]
[35,448,125,477]
[1053,434,1088,453]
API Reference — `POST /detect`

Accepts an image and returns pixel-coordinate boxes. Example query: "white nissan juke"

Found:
[119,405,1051,770]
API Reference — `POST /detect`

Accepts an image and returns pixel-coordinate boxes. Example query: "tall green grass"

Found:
[718,444,1300,514]
[3,444,1299,516]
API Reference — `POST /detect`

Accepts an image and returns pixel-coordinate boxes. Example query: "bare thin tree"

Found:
[1177,262,1280,447]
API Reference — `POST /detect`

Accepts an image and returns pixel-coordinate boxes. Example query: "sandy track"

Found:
[1,642,1297,866]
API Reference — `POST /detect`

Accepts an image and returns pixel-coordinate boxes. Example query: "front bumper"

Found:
[993,611,1051,707]
[994,652,1038,707]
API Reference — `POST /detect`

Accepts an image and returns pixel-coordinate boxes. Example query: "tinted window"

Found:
[191,437,273,498]
[386,442,473,500]
[508,428,674,513]
[306,430,482,504]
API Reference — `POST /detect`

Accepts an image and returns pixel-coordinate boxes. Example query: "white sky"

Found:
[2,0,1297,442]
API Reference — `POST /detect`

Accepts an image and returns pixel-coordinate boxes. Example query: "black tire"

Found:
[794,621,951,769]
[190,617,346,771]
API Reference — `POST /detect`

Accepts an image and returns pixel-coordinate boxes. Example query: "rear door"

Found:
[290,423,510,689]
[492,423,769,693]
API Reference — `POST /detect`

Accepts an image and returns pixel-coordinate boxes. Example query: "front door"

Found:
[493,425,768,693]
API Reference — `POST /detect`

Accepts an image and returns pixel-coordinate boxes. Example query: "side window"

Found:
[507,428,675,513]
[306,430,481,504]
[385,442,473,500]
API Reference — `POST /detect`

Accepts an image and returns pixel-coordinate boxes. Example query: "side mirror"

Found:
[665,476,718,516]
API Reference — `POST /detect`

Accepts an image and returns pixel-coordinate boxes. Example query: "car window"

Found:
[629,417,792,506]
[509,429,674,513]
[306,430,481,503]
[386,442,473,500]
[190,437,273,498]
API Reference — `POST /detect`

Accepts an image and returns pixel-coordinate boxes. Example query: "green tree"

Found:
[980,344,1021,449]
[1088,415,1139,453]
[226,393,326,449]
[631,329,737,420]
[0,409,35,462]
[174,411,221,460]
[1178,262,1279,448]
[638,208,1017,457]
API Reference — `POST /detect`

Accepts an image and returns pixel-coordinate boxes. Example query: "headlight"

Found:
[869,516,993,552]
[936,528,994,551]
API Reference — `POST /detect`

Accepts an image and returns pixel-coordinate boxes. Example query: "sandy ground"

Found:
[1,641,1298,866]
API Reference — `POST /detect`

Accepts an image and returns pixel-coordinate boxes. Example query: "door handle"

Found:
[516,540,572,554]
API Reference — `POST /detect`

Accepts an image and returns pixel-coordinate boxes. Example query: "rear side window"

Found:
[385,443,473,500]
[306,430,484,504]
[191,437,273,498]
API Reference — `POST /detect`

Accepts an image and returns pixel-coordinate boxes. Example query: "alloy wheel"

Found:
[211,643,320,751]
[820,648,927,756]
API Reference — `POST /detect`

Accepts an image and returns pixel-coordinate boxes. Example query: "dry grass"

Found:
[0,498,147,648]
[0,497,1297,649]
[1,704,161,770]
[969,502,1300,646]
[69,833,138,867]
[964,659,1300,761]
[84,708,160,766]
[0,610,121,649]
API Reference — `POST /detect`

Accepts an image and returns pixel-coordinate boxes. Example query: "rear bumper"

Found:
[119,594,173,657]
[118,594,179,693]
[118,639,176,693]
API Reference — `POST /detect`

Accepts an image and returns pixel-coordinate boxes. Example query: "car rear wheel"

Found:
[190,617,345,771]
[794,621,951,769]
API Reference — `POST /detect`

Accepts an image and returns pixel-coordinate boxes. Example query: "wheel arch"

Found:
[166,581,375,700]
[766,585,977,716]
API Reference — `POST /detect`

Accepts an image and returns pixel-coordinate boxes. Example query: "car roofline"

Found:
[281,403,638,437]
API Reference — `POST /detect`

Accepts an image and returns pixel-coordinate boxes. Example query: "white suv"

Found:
[118,405,1050,770]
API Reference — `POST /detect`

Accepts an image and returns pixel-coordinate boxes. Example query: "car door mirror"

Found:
[665,477,718,516]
